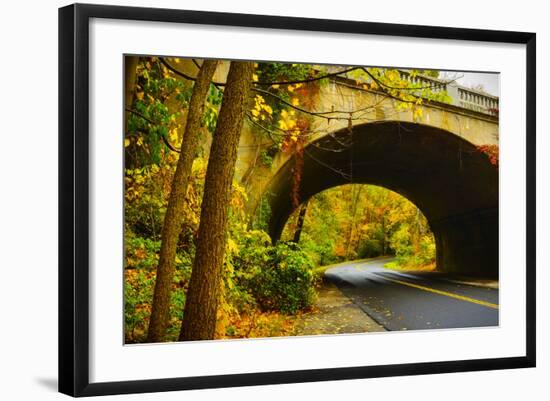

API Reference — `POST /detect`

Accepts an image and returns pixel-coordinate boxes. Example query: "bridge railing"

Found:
[398,71,447,93]
[397,70,499,117]
[455,86,499,116]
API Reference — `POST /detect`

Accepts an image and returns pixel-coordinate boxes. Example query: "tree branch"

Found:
[254,66,361,86]
[359,67,456,91]
[253,87,375,121]
[125,108,181,153]
[304,149,352,181]
[160,58,225,91]
[335,77,419,105]
[160,58,363,88]
[159,58,429,116]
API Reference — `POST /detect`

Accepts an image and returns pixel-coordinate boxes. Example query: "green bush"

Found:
[124,269,155,342]
[124,232,194,342]
[299,233,339,266]
[387,226,436,268]
[357,238,383,258]
[417,234,436,265]
[125,234,161,270]
[389,225,413,258]
[233,236,317,314]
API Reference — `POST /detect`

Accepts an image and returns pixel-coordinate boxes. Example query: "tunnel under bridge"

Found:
[261,121,498,278]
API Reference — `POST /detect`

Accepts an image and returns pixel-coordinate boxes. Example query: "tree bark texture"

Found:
[124,56,139,168]
[179,61,254,341]
[147,60,218,343]
[292,201,309,243]
[346,186,363,258]
[124,56,139,125]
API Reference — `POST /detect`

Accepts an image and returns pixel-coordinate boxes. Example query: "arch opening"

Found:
[280,184,437,271]
[264,121,498,278]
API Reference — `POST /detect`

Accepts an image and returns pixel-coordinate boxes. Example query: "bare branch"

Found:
[159,58,225,91]
[359,67,456,91]
[304,149,352,181]
[253,87,376,121]
[161,58,362,88]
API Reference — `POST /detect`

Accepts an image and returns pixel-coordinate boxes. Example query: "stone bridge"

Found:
[235,73,499,278]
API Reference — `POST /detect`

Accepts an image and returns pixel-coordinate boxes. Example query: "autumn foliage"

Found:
[477,144,499,166]
[281,185,436,269]
[123,57,461,343]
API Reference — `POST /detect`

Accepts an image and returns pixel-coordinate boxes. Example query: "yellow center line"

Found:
[381,277,499,310]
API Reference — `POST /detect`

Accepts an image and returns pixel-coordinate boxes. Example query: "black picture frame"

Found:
[58,3,536,397]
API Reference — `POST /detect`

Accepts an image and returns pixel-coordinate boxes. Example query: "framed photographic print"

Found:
[58,3,536,397]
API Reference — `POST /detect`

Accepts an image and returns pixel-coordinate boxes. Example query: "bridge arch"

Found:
[264,121,498,277]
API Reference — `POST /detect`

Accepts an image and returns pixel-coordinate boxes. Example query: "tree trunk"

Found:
[413,207,421,254]
[124,56,139,168]
[124,56,139,122]
[346,185,363,258]
[179,61,254,341]
[292,201,309,243]
[147,60,218,343]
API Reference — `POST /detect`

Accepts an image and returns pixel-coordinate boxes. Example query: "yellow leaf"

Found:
[291,98,300,106]
[169,128,178,141]
[227,238,239,254]
[124,138,130,147]
[413,107,423,120]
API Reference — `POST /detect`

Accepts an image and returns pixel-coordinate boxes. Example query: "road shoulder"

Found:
[294,281,386,336]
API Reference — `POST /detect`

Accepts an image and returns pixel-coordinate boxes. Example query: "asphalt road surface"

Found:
[324,258,499,331]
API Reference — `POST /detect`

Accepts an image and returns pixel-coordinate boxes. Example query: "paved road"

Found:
[324,258,499,331]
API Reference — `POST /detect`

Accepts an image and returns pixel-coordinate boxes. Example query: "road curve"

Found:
[324,258,499,331]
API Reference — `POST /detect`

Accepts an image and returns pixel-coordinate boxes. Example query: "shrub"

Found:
[357,238,383,258]
[234,237,317,314]
[417,234,436,265]
[299,233,339,266]
[124,232,194,342]
[124,269,155,342]
[125,234,161,270]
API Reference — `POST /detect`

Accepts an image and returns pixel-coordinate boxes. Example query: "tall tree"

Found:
[147,60,218,342]
[345,185,363,258]
[292,200,309,243]
[124,56,139,125]
[179,61,254,341]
